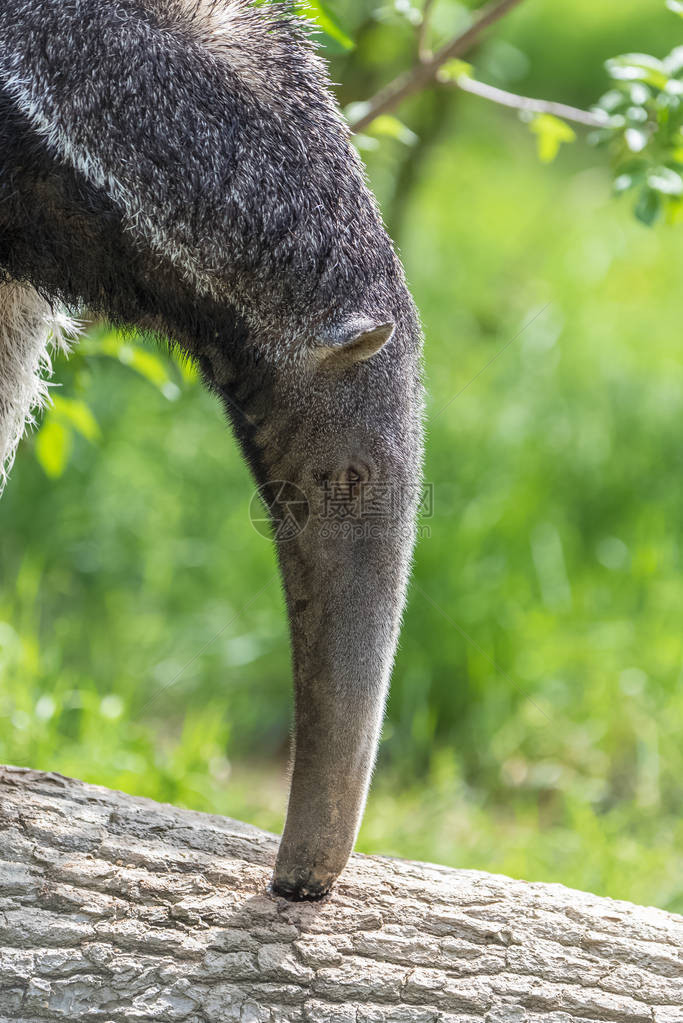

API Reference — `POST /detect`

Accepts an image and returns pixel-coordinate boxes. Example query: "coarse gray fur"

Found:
[0,0,424,899]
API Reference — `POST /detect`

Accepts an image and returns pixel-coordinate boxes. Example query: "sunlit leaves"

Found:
[392,0,422,27]
[35,396,101,479]
[51,396,101,442]
[648,165,683,194]
[35,417,72,479]
[634,186,662,226]
[666,196,683,221]
[528,113,576,163]
[630,166,683,225]
[347,106,418,150]
[299,0,354,52]
[437,58,474,83]
[667,43,683,73]
[32,330,196,478]
[605,53,670,91]
[343,0,680,230]
[593,8,683,227]
[624,127,649,152]
[613,172,636,194]
[81,332,181,401]
[366,113,418,145]
[373,0,427,29]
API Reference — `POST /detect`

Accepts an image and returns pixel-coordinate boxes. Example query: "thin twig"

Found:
[451,74,608,128]
[417,0,436,62]
[351,0,525,132]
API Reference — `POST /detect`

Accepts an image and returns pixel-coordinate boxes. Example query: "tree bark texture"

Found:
[0,765,681,1022]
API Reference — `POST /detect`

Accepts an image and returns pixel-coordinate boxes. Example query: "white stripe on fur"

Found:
[0,279,78,493]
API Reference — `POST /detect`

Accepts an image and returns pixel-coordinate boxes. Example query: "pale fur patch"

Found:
[2,1,331,325]
[0,279,78,493]
[170,0,319,104]
[176,0,245,40]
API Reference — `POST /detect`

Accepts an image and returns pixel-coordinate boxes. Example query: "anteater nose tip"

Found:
[270,866,338,902]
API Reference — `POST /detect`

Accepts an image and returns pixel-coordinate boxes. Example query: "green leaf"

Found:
[614,173,635,195]
[51,396,100,442]
[626,105,648,124]
[624,127,649,152]
[366,114,418,146]
[97,333,179,400]
[124,347,172,387]
[613,159,647,192]
[596,89,630,113]
[35,417,72,479]
[666,197,683,222]
[634,186,662,225]
[627,83,652,105]
[528,114,576,163]
[664,77,683,96]
[606,54,669,91]
[647,165,683,195]
[437,59,474,84]
[301,0,354,51]
[664,45,683,76]
[392,0,422,26]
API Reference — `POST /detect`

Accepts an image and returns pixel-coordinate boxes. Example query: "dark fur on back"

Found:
[0,0,409,357]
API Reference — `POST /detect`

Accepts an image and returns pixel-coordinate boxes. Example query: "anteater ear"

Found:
[315,319,395,369]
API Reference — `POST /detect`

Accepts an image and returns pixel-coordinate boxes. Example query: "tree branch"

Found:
[3,765,683,1021]
[350,0,526,132]
[450,73,609,128]
[417,0,436,62]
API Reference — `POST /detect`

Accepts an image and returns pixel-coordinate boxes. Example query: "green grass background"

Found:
[1,0,681,912]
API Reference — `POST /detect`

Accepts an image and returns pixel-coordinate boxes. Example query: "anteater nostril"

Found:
[335,461,371,499]
[338,461,371,485]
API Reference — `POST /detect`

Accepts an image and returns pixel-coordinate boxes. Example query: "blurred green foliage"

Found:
[1,0,682,912]
[594,43,683,224]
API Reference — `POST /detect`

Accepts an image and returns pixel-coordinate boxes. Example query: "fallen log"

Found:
[0,765,681,1022]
